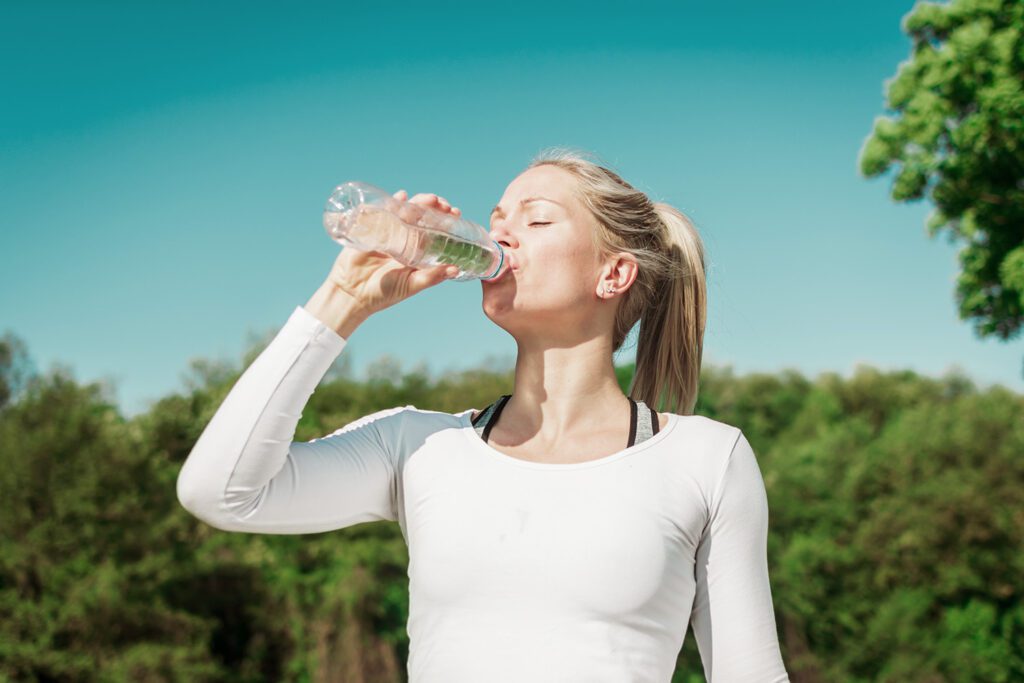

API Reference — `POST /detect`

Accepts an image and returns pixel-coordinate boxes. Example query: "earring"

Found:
[605,285,616,296]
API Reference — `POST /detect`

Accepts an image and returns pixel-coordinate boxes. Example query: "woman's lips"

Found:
[491,265,512,281]
[487,255,516,282]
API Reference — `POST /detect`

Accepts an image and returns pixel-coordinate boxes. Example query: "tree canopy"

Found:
[1,325,1021,682]
[859,0,1024,372]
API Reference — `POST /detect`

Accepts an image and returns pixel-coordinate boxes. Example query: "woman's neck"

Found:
[503,342,629,441]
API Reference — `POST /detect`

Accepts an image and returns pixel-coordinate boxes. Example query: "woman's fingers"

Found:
[409,263,457,293]
[397,190,460,216]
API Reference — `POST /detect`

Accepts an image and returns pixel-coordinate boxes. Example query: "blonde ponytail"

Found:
[631,203,707,414]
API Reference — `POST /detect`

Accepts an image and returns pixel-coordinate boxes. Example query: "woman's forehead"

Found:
[500,166,579,206]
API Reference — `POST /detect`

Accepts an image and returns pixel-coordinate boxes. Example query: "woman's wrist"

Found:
[304,280,370,340]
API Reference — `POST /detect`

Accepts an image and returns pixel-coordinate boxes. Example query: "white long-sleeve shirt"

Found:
[176,304,790,683]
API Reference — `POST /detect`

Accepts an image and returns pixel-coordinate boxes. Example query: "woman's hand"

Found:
[323,189,463,317]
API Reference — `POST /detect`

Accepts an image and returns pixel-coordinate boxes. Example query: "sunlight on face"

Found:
[481,165,612,345]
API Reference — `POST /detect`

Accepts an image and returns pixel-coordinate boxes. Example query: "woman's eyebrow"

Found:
[490,197,564,217]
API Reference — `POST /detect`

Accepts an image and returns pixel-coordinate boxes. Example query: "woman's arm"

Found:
[689,430,790,682]
[175,301,400,534]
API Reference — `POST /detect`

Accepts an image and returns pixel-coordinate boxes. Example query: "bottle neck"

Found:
[483,240,504,280]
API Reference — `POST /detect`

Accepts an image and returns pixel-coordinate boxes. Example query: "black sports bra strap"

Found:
[481,394,511,443]
[627,398,638,447]
[472,394,511,442]
[473,395,659,447]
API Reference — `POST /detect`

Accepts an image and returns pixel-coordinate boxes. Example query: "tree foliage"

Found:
[859,0,1024,364]
[1,325,1021,682]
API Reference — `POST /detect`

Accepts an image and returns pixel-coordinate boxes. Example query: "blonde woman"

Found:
[177,148,790,682]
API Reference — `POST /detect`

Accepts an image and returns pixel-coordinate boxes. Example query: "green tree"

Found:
[0,331,36,411]
[0,368,225,681]
[858,0,1024,372]
[4,325,1023,681]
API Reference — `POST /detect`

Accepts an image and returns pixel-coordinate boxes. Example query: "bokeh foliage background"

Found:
[1,328,1021,682]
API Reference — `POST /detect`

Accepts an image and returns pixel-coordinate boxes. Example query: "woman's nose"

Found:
[489,225,518,249]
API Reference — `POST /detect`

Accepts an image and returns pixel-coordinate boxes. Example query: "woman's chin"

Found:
[482,274,511,286]
[481,293,518,316]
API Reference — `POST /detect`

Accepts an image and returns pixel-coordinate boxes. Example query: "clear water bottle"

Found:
[323,181,505,281]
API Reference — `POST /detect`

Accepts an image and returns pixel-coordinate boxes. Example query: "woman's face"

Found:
[482,165,632,345]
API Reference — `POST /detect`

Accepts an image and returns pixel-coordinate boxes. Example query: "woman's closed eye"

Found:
[529,222,551,227]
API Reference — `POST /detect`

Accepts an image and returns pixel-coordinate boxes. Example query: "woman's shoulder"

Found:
[372,404,468,423]
[663,413,747,474]
[327,404,467,437]
[669,413,743,439]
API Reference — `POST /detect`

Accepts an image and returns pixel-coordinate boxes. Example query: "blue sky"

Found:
[2,1,1020,418]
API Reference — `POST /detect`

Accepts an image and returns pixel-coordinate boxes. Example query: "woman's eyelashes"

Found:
[490,219,550,230]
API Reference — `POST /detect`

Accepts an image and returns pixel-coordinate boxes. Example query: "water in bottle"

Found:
[323,181,505,281]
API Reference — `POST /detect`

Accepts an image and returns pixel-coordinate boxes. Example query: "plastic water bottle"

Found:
[323,181,505,281]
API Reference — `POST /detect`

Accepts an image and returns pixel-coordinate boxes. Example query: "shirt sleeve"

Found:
[689,430,790,682]
[175,304,400,534]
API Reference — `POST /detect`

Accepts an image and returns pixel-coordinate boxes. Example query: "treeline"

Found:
[0,331,1021,682]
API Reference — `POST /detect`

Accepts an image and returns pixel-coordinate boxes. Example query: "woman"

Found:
[176,147,791,682]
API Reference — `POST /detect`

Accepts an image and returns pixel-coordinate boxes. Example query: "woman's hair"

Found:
[525,147,707,415]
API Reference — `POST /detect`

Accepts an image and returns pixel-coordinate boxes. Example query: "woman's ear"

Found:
[597,253,639,298]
